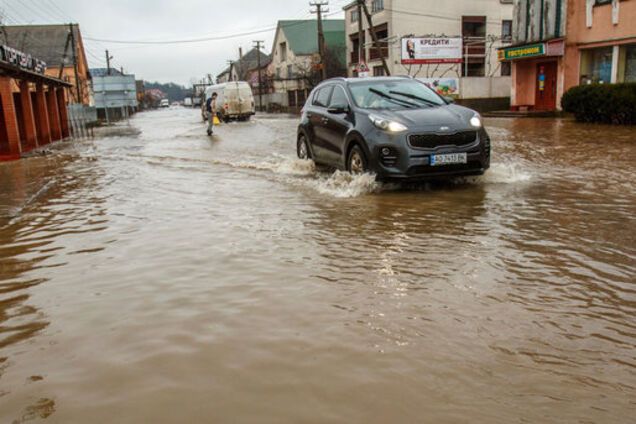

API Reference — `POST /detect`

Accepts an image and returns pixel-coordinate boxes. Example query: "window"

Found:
[502,20,512,43]
[350,34,365,64]
[275,67,281,79]
[349,79,445,110]
[297,89,307,107]
[371,0,384,13]
[288,91,297,107]
[329,86,349,107]
[595,0,612,5]
[580,47,613,84]
[373,66,385,76]
[351,9,359,23]
[279,42,287,62]
[313,86,333,107]
[501,61,511,77]
[287,64,294,79]
[369,23,389,60]
[622,44,636,82]
[462,16,487,77]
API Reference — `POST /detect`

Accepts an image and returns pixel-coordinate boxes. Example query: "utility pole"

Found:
[227,60,235,81]
[69,23,82,103]
[358,0,390,76]
[357,0,364,67]
[59,30,72,80]
[105,50,113,75]
[310,1,328,81]
[253,40,265,112]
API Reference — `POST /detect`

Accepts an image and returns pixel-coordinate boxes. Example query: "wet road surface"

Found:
[0,108,635,423]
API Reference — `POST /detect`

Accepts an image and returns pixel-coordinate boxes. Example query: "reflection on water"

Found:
[0,109,634,423]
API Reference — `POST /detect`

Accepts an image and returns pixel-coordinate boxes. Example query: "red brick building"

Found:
[0,46,72,161]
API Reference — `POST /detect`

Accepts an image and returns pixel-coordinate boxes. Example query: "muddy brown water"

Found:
[0,109,634,423]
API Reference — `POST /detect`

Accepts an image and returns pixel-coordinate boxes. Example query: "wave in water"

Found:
[211,154,533,198]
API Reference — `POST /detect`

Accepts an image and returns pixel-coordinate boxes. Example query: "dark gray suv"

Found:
[297,77,490,180]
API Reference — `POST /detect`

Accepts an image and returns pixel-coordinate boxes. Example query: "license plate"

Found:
[430,153,467,166]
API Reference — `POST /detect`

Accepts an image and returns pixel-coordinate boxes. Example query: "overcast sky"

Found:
[0,0,347,85]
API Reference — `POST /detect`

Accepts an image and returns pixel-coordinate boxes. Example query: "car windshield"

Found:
[349,80,446,110]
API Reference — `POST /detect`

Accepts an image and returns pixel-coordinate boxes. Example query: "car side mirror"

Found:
[444,96,455,104]
[327,104,350,114]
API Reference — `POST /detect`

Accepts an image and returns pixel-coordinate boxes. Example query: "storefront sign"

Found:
[499,43,546,61]
[546,39,565,57]
[0,45,47,74]
[401,37,463,64]
[417,78,460,96]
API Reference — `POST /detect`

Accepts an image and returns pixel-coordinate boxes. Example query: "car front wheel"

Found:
[347,145,368,174]
[297,135,311,160]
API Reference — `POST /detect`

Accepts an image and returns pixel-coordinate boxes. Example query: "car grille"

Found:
[409,131,477,149]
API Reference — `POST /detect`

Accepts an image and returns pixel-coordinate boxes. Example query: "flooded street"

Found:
[1,108,635,423]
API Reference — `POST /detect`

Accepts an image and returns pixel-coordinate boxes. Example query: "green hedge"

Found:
[561,83,636,125]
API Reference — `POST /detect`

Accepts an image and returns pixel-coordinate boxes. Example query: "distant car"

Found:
[160,99,170,108]
[297,77,490,180]
[202,82,255,122]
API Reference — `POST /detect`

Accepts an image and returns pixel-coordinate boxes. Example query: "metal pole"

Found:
[69,23,82,103]
[464,44,468,77]
[254,40,264,112]
[357,1,364,67]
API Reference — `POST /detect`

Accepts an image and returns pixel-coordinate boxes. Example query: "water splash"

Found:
[311,171,380,198]
[211,156,315,176]
[482,162,533,184]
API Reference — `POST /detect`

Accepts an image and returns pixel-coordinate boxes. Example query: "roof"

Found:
[2,24,87,70]
[0,60,72,87]
[90,68,124,77]
[277,20,346,56]
[237,48,270,73]
[217,48,270,79]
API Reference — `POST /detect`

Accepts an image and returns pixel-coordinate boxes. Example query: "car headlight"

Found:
[369,115,408,133]
[470,115,482,128]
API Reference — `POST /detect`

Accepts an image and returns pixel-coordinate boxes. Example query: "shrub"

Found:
[561,83,636,125]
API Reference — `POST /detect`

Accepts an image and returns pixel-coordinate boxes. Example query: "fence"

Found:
[67,104,97,139]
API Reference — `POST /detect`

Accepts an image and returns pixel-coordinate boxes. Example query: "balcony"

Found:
[369,46,388,61]
[350,50,364,64]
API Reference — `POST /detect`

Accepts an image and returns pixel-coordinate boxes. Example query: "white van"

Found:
[203,81,255,122]
[160,99,170,108]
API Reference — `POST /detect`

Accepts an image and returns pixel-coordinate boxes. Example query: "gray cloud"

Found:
[1,0,346,85]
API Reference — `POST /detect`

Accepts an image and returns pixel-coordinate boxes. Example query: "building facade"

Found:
[3,24,92,106]
[342,0,514,109]
[1,46,72,160]
[502,0,635,111]
[564,0,636,88]
[269,20,346,111]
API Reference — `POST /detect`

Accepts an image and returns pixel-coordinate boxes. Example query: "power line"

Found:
[83,11,343,45]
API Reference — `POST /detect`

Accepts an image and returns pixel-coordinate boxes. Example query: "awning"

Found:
[0,61,72,87]
[498,39,565,62]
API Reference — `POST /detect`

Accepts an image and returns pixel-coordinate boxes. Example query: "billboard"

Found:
[401,38,463,65]
[417,78,460,97]
[0,45,47,74]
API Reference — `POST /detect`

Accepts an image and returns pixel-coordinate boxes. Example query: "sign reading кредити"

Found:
[401,37,463,65]
[0,45,47,74]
